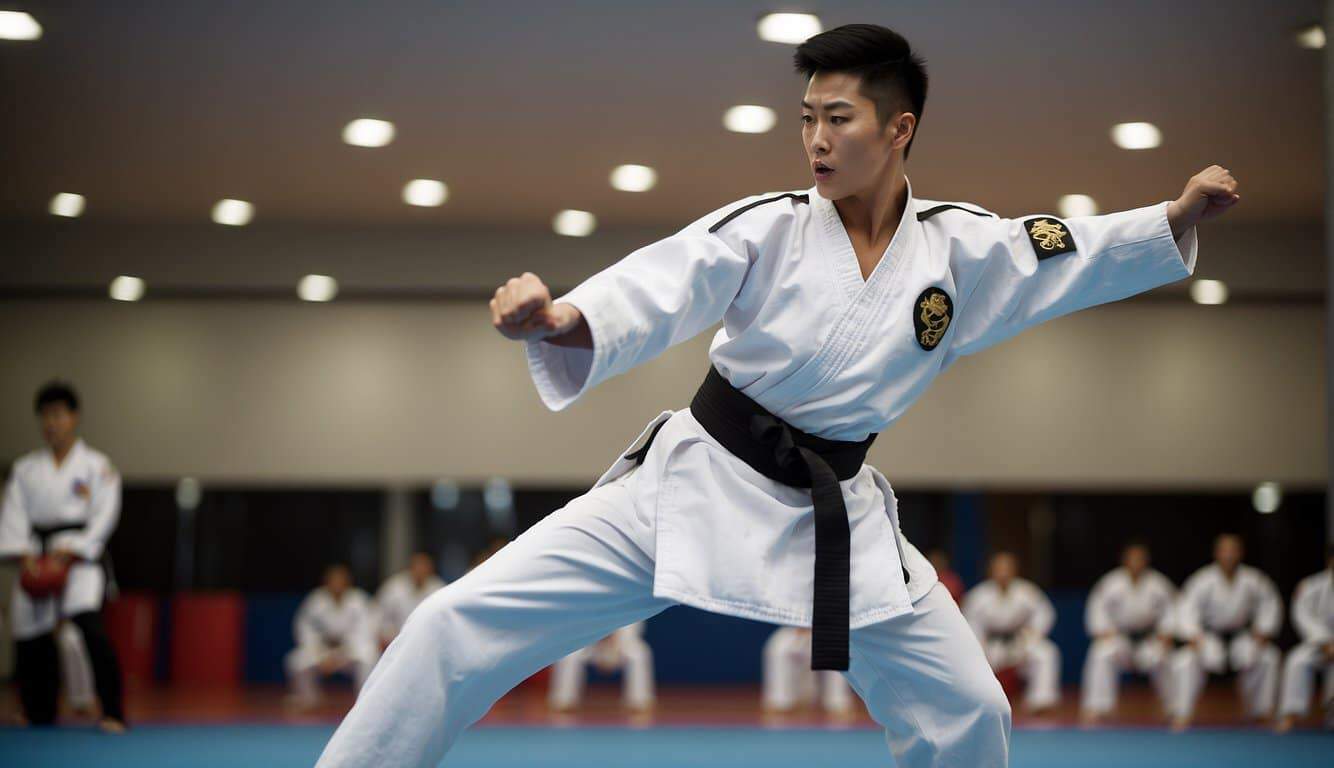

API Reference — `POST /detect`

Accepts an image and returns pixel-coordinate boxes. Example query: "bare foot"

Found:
[98,718,127,734]
[1170,715,1190,733]
[1079,710,1103,727]
[1273,715,1295,734]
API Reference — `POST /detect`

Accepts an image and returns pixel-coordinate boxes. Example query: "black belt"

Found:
[31,523,85,555]
[988,630,1020,645]
[631,367,880,670]
[1127,628,1154,645]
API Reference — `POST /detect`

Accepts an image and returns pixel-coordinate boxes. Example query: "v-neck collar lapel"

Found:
[812,178,917,303]
[47,438,84,473]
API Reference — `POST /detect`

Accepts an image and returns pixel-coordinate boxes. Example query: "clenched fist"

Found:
[489,272,589,346]
[1167,165,1240,239]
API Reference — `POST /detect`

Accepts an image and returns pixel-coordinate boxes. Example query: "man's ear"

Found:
[889,112,916,151]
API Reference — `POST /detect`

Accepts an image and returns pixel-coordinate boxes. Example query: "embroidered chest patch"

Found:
[1024,217,1076,260]
[913,288,953,351]
[72,478,90,500]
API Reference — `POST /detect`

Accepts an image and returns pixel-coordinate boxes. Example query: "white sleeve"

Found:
[1253,573,1283,638]
[1154,577,1179,635]
[0,468,34,558]
[524,207,754,411]
[294,595,322,650]
[961,588,988,639]
[1291,579,1329,643]
[1084,575,1114,636]
[1028,585,1056,637]
[72,458,121,560]
[1176,573,1207,638]
[943,202,1197,364]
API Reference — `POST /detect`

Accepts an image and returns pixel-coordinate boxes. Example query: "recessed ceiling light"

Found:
[297,274,338,302]
[1057,194,1098,218]
[1296,23,1326,50]
[723,105,777,134]
[552,209,596,237]
[342,118,395,148]
[403,179,448,207]
[109,276,145,302]
[212,199,254,226]
[757,13,822,44]
[610,164,657,192]
[1110,122,1162,150]
[1189,279,1228,305]
[1252,481,1282,514]
[0,11,42,41]
[49,193,86,218]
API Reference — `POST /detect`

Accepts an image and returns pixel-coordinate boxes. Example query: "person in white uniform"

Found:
[286,564,379,708]
[762,626,855,715]
[0,382,126,731]
[548,622,655,712]
[375,552,446,648]
[1168,533,1283,730]
[317,24,1238,768]
[1079,541,1177,724]
[1275,545,1334,733]
[56,620,97,716]
[963,553,1061,712]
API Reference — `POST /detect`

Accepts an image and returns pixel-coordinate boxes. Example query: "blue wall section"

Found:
[1050,591,1089,685]
[245,593,305,683]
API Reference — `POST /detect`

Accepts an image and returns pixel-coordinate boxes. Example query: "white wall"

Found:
[0,298,1322,489]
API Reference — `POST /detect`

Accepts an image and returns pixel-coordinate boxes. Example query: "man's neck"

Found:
[49,439,76,466]
[831,168,909,245]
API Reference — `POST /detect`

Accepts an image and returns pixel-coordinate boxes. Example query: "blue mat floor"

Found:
[1,725,1331,767]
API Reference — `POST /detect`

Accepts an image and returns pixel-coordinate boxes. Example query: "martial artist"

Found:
[286,564,379,709]
[56,620,97,716]
[547,622,655,713]
[0,381,126,731]
[762,626,855,715]
[317,23,1238,768]
[1080,541,1177,724]
[1169,534,1283,730]
[1275,544,1334,733]
[963,553,1062,712]
[374,552,446,648]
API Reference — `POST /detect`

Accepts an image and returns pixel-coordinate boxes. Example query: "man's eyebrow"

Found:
[800,99,856,111]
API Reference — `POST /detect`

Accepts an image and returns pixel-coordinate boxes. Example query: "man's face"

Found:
[409,554,434,585]
[39,403,78,450]
[802,72,909,200]
[1123,546,1149,576]
[1214,536,1243,571]
[990,554,1018,587]
[326,567,351,597]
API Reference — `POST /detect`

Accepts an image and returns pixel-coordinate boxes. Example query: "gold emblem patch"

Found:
[1023,217,1077,260]
[913,287,953,351]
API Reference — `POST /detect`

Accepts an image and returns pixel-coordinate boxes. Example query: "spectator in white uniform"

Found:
[762,626,855,716]
[286,564,379,708]
[548,622,654,713]
[375,552,446,649]
[963,552,1061,712]
[1275,545,1334,733]
[1080,541,1177,724]
[0,382,126,732]
[1168,533,1282,731]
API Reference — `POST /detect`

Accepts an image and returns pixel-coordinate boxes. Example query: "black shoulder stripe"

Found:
[708,193,810,234]
[916,204,995,222]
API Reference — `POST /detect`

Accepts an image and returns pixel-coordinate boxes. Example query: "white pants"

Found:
[286,645,377,703]
[56,621,96,710]
[762,627,854,713]
[1169,633,1279,719]
[1080,634,1172,715]
[548,635,655,710]
[316,469,1010,768]
[10,561,104,640]
[1278,642,1334,721]
[982,635,1061,710]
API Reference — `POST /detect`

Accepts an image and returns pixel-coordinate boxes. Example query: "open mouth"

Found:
[813,161,834,178]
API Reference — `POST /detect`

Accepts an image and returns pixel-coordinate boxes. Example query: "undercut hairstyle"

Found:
[34,381,79,414]
[794,24,929,158]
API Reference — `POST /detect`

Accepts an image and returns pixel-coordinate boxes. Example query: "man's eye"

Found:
[801,114,814,124]
[830,116,848,125]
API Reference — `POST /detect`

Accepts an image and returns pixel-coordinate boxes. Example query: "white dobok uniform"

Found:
[1080,567,1176,715]
[762,626,854,713]
[0,440,121,639]
[375,573,446,646]
[548,622,654,710]
[286,587,380,702]
[56,621,96,710]
[963,579,1062,709]
[318,181,1197,768]
[1169,564,1283,720]
[1278,569,1334,723]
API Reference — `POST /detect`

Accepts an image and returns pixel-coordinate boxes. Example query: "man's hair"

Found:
[34,381,79,414]
[1122,539,1150,554]
[794,24,928,158]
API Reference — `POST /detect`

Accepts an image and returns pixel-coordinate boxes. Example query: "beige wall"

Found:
[0,298,1322,490]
